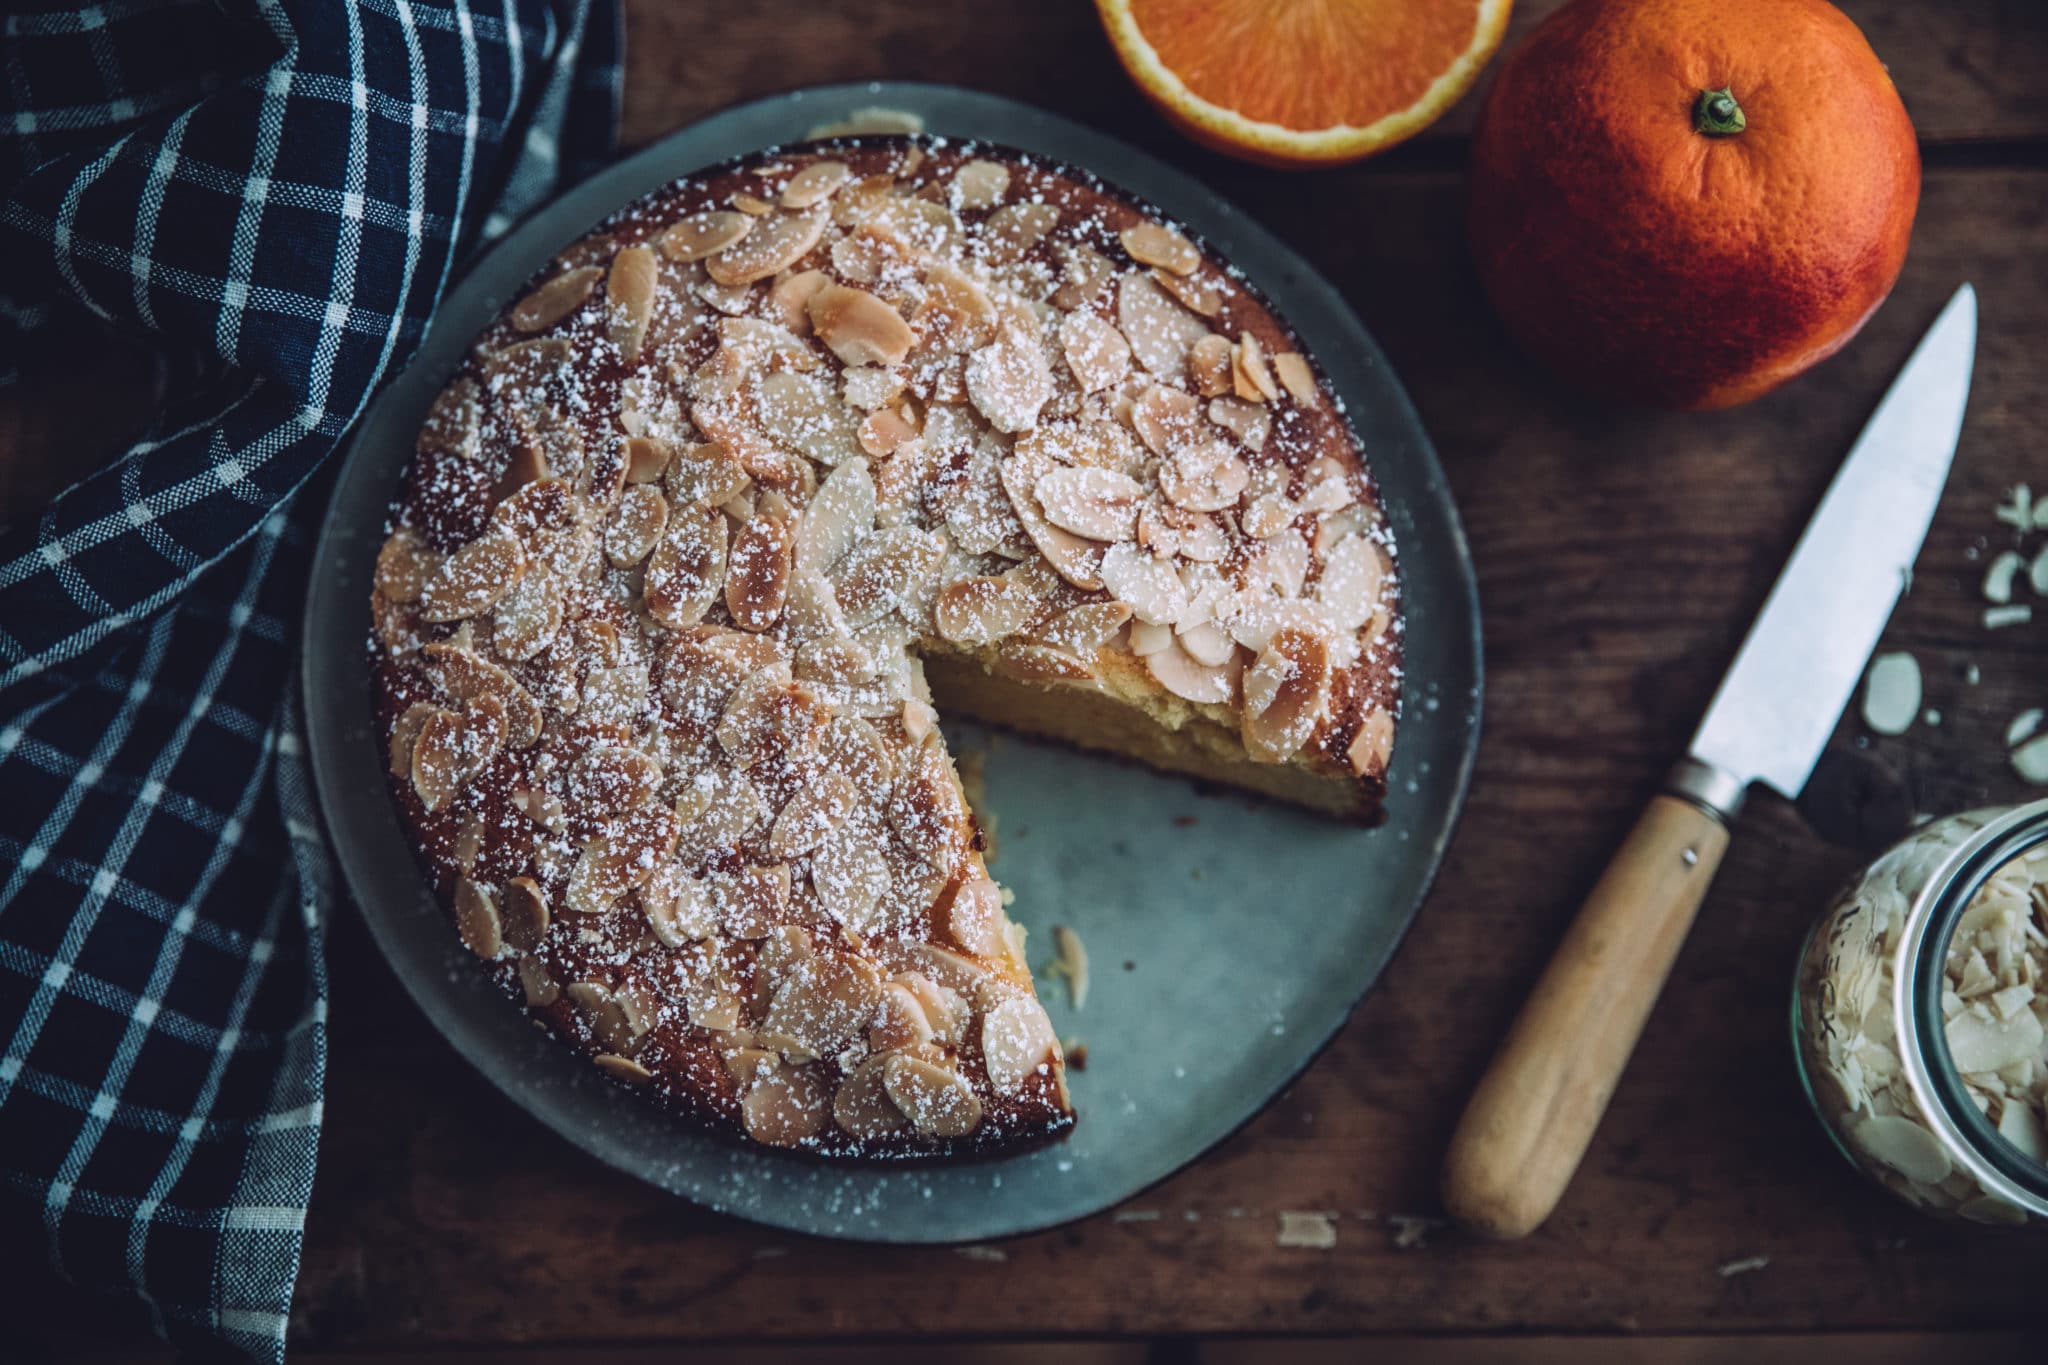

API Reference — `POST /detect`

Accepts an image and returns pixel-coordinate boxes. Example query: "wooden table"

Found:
[20,1,2048,1359]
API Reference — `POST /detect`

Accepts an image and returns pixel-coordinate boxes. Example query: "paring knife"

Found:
[1441,283,1979,1241]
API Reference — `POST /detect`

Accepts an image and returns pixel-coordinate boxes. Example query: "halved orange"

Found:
[1096,0,1516,168]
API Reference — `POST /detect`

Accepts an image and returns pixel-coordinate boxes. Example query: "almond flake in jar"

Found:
[1794,807,2048,1225]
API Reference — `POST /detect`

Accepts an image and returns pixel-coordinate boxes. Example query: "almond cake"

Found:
[369,137,1402,1158]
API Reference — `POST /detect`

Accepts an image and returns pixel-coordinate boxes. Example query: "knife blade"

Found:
[1689,282,1978,809]
[1442,285,1978,1241]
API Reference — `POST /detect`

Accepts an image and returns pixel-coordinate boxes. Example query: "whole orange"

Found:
[1468,0,1920,410]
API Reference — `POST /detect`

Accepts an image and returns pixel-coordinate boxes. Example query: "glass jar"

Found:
[1792,801,2048,1225]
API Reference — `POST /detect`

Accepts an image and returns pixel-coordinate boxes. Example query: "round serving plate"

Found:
[303,82,1482,1243]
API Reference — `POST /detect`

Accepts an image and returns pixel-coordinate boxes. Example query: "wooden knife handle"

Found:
[1441,793,1731,1240]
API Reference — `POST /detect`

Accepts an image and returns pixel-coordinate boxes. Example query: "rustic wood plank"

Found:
[281,164,2048,1351]
[618,0,2048,153]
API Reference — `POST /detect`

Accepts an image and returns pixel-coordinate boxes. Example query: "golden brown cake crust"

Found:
[369,137,1400,1160]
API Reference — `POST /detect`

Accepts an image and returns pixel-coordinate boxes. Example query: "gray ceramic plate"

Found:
[303,83,1481,1243]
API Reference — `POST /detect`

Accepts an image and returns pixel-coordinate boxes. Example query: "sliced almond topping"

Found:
[594,1053,654,1085]
[796,456,876,579]
[624,434,672,484]
[706,208,827,286]
[769,771,858,859]
[883,1052,983,1138]
[517,956,559,1006]
[1036,464,1140,541]
[1208,395,1271,451]
[888,732,971,873]
[410,697,504,812]
[731,191,774,216]
[1100,541,1188,625]
[1152,266,1220,317]
[781,159,852,209]
[1146,637,1237,705]
[1117,272,1212,380]
[1159,439,1250,514]
[868,983,936,1053]
[934,575,1044,646]
[695,276,757,315]
[994,641,1095,683]
[1131,383,1203,457]
[564,982,636,1053]
[817,715,895,790]
[454,878,504,959]
[1188,333,1235,397]
[421,642,543,748]
[857,405,919,458]
[387,702,437,779]
[640,864,718,946]
[965,339,1054,433]
[418,375,481,459]
[565,806,681,915]
[740,1063,829,1146]
[500,876,550,953]
[1178,619,1237,668]
[643,503,729,628]
[1243,625,1332,763]
[1120,220,1200,276]
[1002,451,1106,591]
[1273,351,1318,404]
[1059,311,1133,394]
[1029,602,1132,657]
[1234,331,1280,402]
[810,282,915,368]
[511,264,603,333]
[565,744,662,817]
[1348,707,1395,777]
[768,267,830,334]
[665,440,751,509]
[419,528,527,622]
[983,994,1060,1093]
[810,812,895,933]
[981,202,1060,265]
[1018,418,1145,477]
[950,158,1012,211]
[834,1055,911,1138]
[726,511,794,632]
[938,864,1003,956]
[604,245,658,361]
[1052,242,1116,311]
[756,370,861,466]
[843,366,907,411]
[661,210,754,262]
[1317,532,1389,633]
[763,950,883,1059]
[604,483,669,567]
[374,527,433,602]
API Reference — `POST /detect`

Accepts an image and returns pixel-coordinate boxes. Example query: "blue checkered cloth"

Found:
[0,2,621,1358]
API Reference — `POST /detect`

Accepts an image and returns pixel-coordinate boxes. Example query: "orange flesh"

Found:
[1126,0,1488,130]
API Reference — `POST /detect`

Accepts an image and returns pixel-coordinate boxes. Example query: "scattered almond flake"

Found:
[1112,1208,1162,1223]
[1984,604,2033,630]
[954,1244,1008,1263]
[1044,924,1089,1009]
[1388,1214,1444,1250]
[1860,651,1920,735]
[1983,549,2025,604]
[1275,1211,1338,1250]
[1996,484,2033,530]
[2006,708,2043,747]
[1922,709,1941,727]
[2031,546,2048,596]
[1965,662,1981,686]
[1717,1255,1771,1278]
[2010,735,2048,783]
